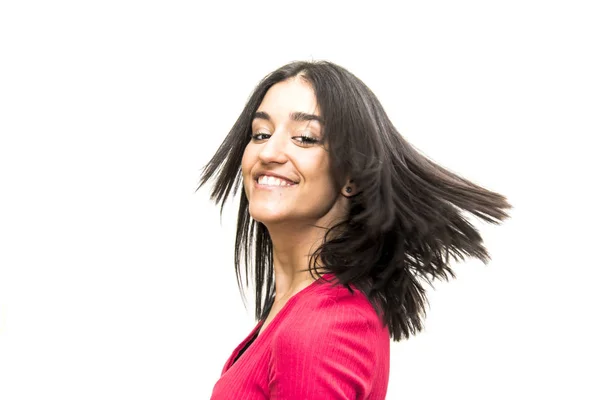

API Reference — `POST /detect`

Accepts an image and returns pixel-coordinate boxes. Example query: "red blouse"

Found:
[210,273,390,399]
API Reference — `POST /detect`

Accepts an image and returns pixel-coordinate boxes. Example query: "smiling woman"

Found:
[242,77,344,231]
[197,60,512,399]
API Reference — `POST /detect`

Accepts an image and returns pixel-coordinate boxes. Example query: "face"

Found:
[241,77,347,227]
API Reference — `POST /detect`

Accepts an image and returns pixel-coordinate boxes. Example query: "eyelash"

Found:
[251,132,320,145]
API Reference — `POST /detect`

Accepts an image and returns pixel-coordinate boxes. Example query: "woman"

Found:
[199,60,511,399]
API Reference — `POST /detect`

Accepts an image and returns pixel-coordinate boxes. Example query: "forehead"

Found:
[257,77,320,119]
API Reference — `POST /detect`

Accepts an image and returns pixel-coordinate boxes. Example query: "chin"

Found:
[248,206,289,225]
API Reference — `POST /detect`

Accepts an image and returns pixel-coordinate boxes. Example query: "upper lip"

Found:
[253,171,299,184]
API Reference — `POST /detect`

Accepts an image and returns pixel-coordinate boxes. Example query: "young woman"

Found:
[199,60,511,399]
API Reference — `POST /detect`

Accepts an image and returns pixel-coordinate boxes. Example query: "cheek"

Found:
[306,160,338,197]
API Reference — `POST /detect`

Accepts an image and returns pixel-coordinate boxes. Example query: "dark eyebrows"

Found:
[290,111,324,124]
[253,111,324,125]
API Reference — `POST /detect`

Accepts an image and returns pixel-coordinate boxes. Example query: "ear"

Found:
[341,179,357,198]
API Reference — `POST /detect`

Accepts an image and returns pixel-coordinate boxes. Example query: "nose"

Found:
[257,131,288,164]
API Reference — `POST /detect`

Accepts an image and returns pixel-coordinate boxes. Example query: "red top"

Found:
[210,273,390,399]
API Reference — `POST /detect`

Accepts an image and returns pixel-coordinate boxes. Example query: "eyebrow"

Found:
[253,111,324,125]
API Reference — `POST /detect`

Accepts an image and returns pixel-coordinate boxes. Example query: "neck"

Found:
[260,194,349,303]
[265,221,328,301]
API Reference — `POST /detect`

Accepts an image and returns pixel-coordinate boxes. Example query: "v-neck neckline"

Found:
[225,272,335,370]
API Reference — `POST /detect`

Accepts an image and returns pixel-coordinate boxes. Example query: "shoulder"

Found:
[282,278,386,336]
[271,278,389,362]
[267,280,389,397]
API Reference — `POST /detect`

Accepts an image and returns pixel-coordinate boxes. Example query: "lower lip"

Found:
[254,180,298,190]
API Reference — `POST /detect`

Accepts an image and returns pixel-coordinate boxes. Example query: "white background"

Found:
[1,0,598,399]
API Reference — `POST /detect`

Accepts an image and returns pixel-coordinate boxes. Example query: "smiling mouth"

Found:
[256,175,298,187]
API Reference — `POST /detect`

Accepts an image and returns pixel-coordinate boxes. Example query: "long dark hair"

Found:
[197,60,512,341]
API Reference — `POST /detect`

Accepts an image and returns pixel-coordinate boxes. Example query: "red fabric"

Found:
[210,273,390,399]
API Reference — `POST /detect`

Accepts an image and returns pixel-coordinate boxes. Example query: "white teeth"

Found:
[258,175,295,186]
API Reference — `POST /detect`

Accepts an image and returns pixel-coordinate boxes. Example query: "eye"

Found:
[251,132,271,141]
[293,134,321,145]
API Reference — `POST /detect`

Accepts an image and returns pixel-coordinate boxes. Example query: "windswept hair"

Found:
[197,60,512,341]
